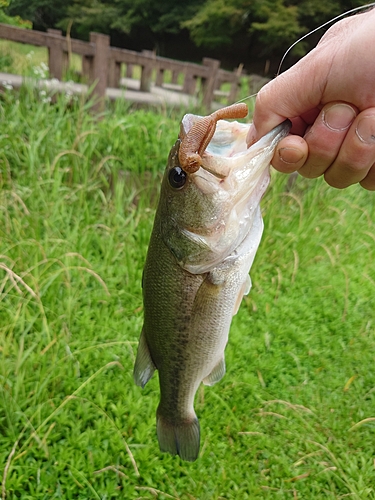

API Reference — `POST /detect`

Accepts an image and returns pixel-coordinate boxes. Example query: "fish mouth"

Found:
[249,119,292,153]
[198,119,291,180]
[198,164,227,180]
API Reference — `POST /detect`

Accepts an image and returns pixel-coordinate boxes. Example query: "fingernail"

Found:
[278,147,305,164]
[246,124,257,147]
[322,104,356,131]
[355,116,375,144]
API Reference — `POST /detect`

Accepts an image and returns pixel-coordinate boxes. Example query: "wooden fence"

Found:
[0,23,269,110]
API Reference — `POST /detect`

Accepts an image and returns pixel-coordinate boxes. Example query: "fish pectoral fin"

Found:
[203,356,226,386]
[157,410,200,462]
[233,274,251,316]
[133,329,156,388]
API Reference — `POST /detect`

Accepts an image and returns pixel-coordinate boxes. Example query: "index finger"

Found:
[250,53,328,139]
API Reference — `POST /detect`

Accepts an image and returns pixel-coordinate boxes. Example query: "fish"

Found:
[133,103,291,461]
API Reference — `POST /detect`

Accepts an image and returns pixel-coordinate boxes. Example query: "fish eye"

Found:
[168,166,187,189]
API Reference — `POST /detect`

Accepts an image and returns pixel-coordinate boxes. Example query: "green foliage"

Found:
[295,0,342,28]
[4,0,375,68]
[250,0,304,55]
[0,87,375,498]
[183,0,372,57]
[182,0,246,48]
[6,0,69,30]
[0,40,82,80]
[57,0,202,41]
[0,51,13,71]
[57,0,122,39]
[184,0,306,56]
[0,0,31,28]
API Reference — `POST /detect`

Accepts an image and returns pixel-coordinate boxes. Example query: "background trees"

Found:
[5,0,372,74]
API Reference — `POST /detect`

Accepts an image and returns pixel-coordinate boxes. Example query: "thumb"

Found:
[250,53,327,140]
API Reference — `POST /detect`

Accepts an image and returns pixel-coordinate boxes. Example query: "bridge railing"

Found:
[0,23,269,109]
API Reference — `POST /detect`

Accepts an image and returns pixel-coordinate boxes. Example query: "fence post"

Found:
[227,65,243,103]
[227,78,239,103]
[171,70,179,84]
[125,64,133,78]
[201,57,220,109]
[140,50,154,92]
[82,55,93,83]
[155,65,164,87]
[182,66,196,95]
[108,56,121,88]
[47,29,66,80]
[89,32,110,109]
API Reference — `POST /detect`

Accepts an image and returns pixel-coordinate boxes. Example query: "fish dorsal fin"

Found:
[133,329,156,388]
[203,356,226,386]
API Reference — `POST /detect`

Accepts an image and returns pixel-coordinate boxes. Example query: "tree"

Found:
[249,1,303,56]
[6,0,69,30]
[182,0,248,49]
[183,0,373,67]
[4,0,373,71]
[57,0,202,44]
[0,0,31,27]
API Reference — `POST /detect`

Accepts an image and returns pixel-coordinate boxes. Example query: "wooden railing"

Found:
[0,23,269,109]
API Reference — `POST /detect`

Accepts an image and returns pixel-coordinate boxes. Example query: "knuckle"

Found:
[341,156,373,174]
[360,179,375,191]
[324,174,346,189]
[298,161,325,179]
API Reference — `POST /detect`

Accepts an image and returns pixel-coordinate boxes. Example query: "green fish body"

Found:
[134,115,290,461]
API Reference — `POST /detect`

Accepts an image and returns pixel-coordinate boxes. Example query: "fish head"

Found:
[158,115,291,273]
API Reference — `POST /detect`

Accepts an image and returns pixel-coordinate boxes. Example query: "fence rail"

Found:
[0,23,269,110]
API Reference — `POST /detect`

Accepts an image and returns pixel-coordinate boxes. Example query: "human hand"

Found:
[247,8,375,190]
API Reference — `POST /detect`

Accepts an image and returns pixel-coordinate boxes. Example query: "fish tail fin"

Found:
[156,411,200,462]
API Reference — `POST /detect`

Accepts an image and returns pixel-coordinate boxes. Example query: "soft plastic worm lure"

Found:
[178,103,248,173]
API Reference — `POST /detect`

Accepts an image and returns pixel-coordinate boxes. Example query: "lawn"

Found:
[0,86,375,499]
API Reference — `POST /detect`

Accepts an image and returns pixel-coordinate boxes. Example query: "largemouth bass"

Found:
[134,104,290,461]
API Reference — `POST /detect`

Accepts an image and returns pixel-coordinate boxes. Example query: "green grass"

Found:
[0,86,375,499]
[0,40,47,73]
[0,40,82,80]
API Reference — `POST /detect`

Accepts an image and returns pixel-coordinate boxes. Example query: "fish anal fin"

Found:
[133,329,156,388]
[244,274,251,296]
[233,274,251,316]
[156,411,200,462]
[203,356,226,386]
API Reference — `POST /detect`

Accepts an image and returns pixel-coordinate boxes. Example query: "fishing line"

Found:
[277,2,375,75]
[236,2,375,105]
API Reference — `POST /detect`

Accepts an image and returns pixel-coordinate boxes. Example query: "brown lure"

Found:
[178,103,248,173]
